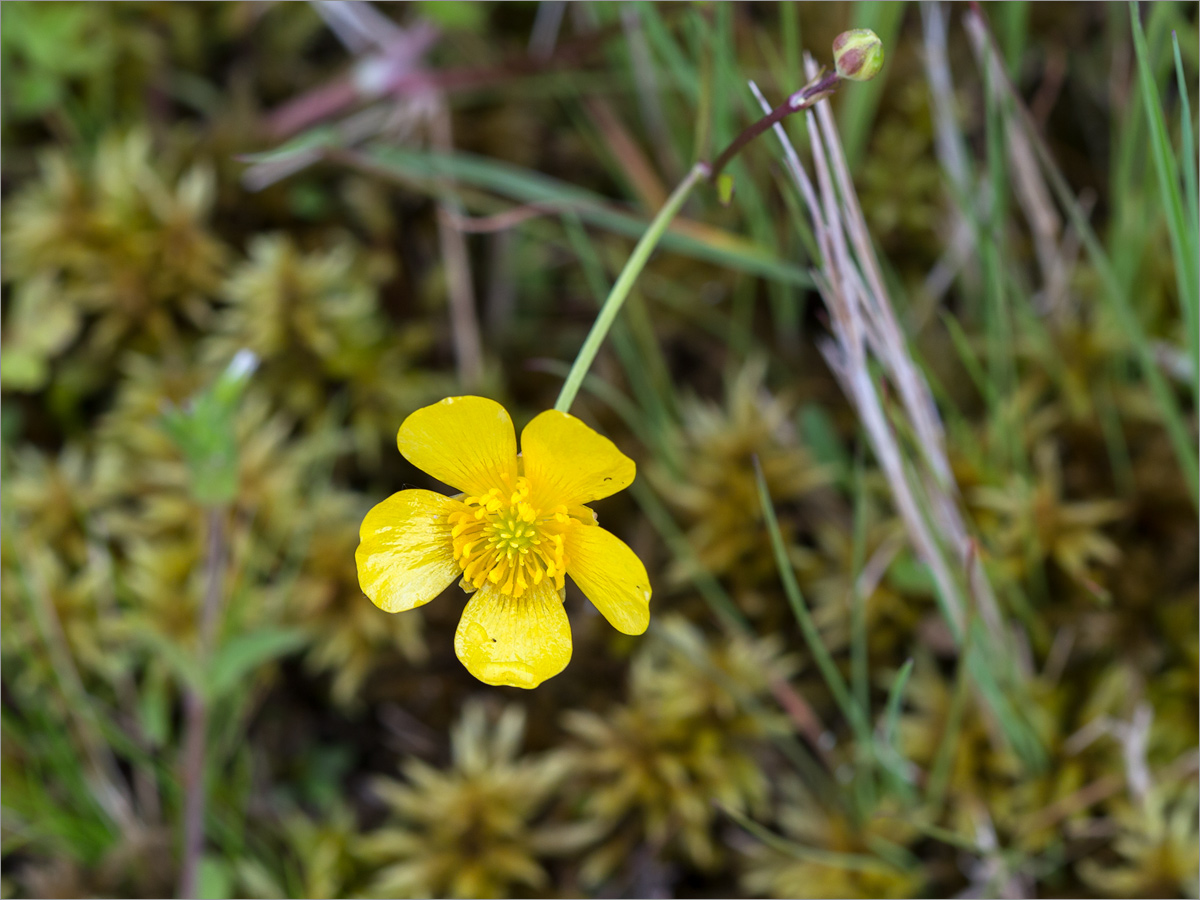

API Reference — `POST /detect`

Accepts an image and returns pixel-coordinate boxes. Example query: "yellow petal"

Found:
[566,525,651,635]
[520,410,635,508]
[356,489,460,613]
[453,580,572,688]
[397,396,518,496]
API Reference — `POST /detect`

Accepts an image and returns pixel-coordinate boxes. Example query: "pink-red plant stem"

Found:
[707,71,841,182]
[177,507,226,899]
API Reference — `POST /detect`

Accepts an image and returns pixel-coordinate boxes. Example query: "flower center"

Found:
[447,476,574,598]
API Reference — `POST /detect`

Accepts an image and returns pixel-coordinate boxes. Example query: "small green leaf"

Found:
[716,173,736,206]
[197,855,233,900]
[798,403,848,480]
[414,0,487,31]
[886,552,936,595]
[135,631,204,694]
[161,351,257,505]
[0,350,47,391]
[207,627,308,701]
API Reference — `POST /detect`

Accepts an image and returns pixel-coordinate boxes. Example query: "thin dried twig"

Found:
[527,0,566,61]
[313,0,406,54]
[265,20,622,140]
[750,71,1002,642]
[584,95,669,210]
[819,59,1009,640]
[619,5,682,181]
[961,5,1070,316]
[429,100,485,390]
[1019,748,1200,838]
[442,201,575,234]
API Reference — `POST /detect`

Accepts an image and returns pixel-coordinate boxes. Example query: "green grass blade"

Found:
[982,48,1020,473]
[994,1,1030,77]
[1130,3,1199,409]
[629,479,751,633]
[926,651,970,810]
[1010,89,1199,503]
[1173,30,1200,400]
[880,658,914,752]
[1174,32,1199,239]
[653,620,833,796]
[837,1,907,172]
[629,481,838,795]
[939,311,996,408]
[755,457,870,740]
[875,657,918,798]
[781,2,801,87]
[359,144,814,288]
[719,803,901,875]
[849,451,871,722]
[966,8,1196,501]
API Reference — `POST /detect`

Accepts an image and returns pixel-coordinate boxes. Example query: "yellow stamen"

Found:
[446,475,579,598]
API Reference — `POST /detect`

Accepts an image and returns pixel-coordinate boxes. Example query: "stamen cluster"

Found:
[447,476,572,598]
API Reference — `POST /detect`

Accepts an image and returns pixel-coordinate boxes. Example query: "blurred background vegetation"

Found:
[1,2,1197,898]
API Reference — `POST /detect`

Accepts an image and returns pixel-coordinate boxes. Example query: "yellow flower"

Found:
[356,396,651,689]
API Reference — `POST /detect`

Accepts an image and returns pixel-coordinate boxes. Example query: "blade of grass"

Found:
[629,479,750,633]
[625,481,839,803]
[755,457,870,742]
[701,4,799,352]
[874,656,917,798]
[691,5,714,162]
[11,546,134,831]
[618,5,683,181]
[849,449,871,724]
[1173,32,1199,251]
[939,310,997,408]
[1131,2,1199,411]
[1096,374,1137,497]
[348,144,814,287]
[837,1,906,172]
[639,2,701,104]
[653,620,834,797]
[781,2,801,89]
[926,644,973,810]
[880,658,914,753]
[964,10,1199,505]
[993,1,1030,78]
[982,48,1021,474]
[720,802,902,875]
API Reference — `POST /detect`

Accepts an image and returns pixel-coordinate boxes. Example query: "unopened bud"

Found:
[833,29,884,82]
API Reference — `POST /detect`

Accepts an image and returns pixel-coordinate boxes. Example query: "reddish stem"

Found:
[707,71,841,181]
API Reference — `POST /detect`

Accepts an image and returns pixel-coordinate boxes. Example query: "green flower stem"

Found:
[554,72,848,414]
[554,161,709,413]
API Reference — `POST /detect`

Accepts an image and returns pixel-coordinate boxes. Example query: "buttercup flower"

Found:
[356,396,651,688]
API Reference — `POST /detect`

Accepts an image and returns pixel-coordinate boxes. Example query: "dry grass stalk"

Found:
[429,99,485,390]
[749,57,1005,646]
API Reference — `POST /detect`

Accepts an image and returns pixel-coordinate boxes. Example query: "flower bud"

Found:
[833,29,884,82]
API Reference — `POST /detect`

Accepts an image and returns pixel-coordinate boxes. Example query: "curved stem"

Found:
[554,161,709,413]
[554,73,841,414]
[708,71,841,182]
